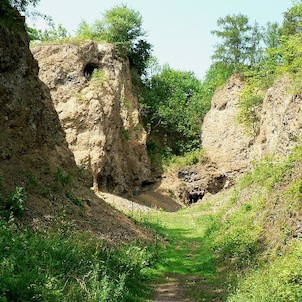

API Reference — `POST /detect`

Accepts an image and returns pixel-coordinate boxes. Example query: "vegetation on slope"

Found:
[0,218,157,302]
[132,142,302,301]
[211,1,302,132]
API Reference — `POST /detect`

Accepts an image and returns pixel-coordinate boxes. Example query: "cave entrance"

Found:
[83,63,98,79]
[97,175,115,192]
[207,175,227,194]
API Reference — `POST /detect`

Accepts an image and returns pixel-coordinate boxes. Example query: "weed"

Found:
[91,69,108,88]
[55,168,71,186]
[27,174,38,189]
[66,192,83,207]
[237,82,264,135]
[4,186,26,218]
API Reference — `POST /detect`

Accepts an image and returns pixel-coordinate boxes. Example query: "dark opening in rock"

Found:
[188,192,204,204]
[141,180,155,187]
[83,63,98,79]
[98,175,115,192]
[207,175,227,194]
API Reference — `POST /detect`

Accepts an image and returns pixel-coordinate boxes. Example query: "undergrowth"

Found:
[134,143,302,301]
[163,148,206,171]
[0,220,157,302]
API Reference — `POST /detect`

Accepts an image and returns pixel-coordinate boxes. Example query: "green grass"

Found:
[132,202,233,301]
[228,240,302,302]
[1,144,301,301]
[163,148,206,171]
[0,220,156,302]
[133,143,302,301]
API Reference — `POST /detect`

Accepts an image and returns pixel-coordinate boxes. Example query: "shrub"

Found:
[55,168,71,186]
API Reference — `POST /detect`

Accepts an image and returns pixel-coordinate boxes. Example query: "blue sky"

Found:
[32,0,292,79]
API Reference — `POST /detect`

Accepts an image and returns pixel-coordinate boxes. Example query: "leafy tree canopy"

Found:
[211,14,265,71]
[10,0,40,12]
[76,5,152,75]
[282,0,302,36]
[141,65,219,154]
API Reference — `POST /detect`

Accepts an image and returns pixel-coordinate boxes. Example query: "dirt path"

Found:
[153,274,196,302]
[98,191,229,302]
[97,190,183,213]
[132,191,182,212]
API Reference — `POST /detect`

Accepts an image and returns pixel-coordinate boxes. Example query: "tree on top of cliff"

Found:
[282,0,302,36]
[76,5,152,75]
[211,14,263,71]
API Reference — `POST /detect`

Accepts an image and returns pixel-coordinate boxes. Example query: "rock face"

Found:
[0,13,151,242]
[0,16,73,190]
[252,76,302,159]
[202,75,302,171]
[178,74,302,203]
[201,75,251,173]
[32,43,152,195]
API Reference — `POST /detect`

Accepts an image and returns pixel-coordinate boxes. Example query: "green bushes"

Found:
[75,5,152,76]
[163,148,206,170]
[0,220,156,302]
[141,62,231,157]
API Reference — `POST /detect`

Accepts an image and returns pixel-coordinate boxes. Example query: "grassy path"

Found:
[138,205,232,302]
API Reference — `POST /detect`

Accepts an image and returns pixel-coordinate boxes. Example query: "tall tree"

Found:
[246,22,264,67]
[263,22,281,49]
[211,14,252,70]
[282,0,302,36]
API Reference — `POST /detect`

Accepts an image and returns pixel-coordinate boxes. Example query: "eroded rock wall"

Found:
[178,74,302,203]
[0,16,73,190]
[0,14,151,241]
[202,75,302,171]
[32,43,152,195]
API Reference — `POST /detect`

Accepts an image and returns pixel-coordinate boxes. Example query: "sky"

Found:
[31,0,293,80]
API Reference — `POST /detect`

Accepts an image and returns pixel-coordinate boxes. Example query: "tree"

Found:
[211,14,252,70]
[76,5,152,75]
[10,0,40,12]
[247,22,264,67]
[142,66,208,154]
[31,22,69,42]
[282,0,302,36]
[97,5,145,53]
[263,22,281,49]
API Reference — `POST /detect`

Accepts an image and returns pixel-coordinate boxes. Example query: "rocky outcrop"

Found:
[252,76,302,159]
[177,74,302,204]
[201,75,251,173]
[202,74,302,171]
[0,15,73,192]
[0,13,151,241]
[32,43,152,195]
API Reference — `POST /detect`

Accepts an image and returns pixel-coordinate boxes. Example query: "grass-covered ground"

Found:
[0,220,157,302]
[1,144,302,301]
[134,143,302,301]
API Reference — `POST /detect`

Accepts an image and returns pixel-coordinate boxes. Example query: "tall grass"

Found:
[0,220,156,302]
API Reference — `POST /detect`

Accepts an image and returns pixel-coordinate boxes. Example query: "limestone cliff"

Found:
[202,74,302,171]
[0,13,150,241]
[177,74,302,203]
[32,43,152,195]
